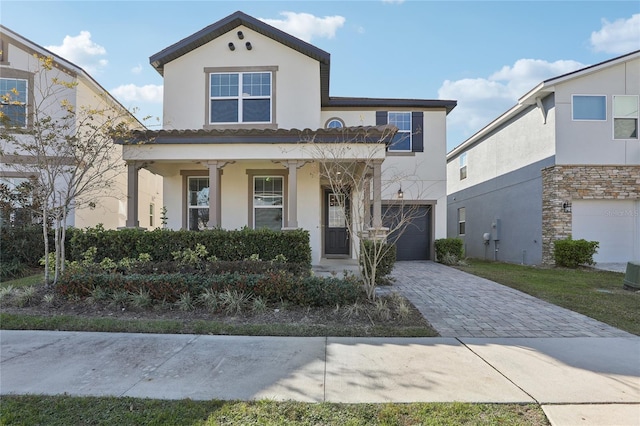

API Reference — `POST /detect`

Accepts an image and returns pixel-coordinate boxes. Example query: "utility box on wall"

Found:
[491,218,501,241]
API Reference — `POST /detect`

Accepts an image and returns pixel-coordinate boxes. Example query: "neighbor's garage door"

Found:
[383,205,432,260]
[572,200,640,263]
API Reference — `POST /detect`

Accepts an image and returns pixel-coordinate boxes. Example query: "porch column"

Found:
[207,160,220,228]
[372,160,382,228]
[126,161,140,228]
[363,171,371,230]
[287,160,298,228]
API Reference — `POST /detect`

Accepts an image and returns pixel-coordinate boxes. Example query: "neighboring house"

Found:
[0,26,162,230]
[447,50,640,266]
[119,11,456,264]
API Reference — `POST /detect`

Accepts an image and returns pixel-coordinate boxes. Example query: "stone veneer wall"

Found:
[541,165,640,264]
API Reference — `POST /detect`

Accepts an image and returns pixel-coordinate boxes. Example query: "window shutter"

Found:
[376,111,388,125]
[412,111,424,152]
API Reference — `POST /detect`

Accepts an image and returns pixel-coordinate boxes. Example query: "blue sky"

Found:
[2,1,639,151]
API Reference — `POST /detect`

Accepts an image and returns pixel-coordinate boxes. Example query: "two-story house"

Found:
[447,50,640,266]
[119,11,456,264]
[0,26,162,230]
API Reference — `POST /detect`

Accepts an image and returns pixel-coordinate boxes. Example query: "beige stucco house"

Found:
[447,50,639,266]
[0,26,162,230]
[120,11,456,264]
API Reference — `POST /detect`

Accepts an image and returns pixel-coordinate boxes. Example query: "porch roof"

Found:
[116,125,397,145]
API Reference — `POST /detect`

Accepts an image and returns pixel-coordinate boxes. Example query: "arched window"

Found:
[325,118,344,129]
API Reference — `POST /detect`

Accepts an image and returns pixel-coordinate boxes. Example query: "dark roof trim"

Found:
[542,49,640,85]
[116,125,397,145]
[326,96,457,114]
[149,11,331,75]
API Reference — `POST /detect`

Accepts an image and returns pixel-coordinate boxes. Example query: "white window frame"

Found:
[0,77,28,128]
[387,111,412,152]
[613,95,639,140]
[325,117,344,129]
[572,94,606,121]
[459,152,468,180]
[458,207,466,236]
[187,177,209,231]
[253,175,284,231]
[209,71,272,125]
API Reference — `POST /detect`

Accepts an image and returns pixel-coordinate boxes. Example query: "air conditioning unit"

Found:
[623,262,640,290]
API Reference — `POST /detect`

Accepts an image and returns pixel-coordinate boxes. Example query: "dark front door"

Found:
[324,190,350,255]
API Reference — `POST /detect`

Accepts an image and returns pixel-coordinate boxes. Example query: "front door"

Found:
[324,190,350,255]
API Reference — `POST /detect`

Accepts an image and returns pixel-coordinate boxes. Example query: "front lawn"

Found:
[455,260,639,335]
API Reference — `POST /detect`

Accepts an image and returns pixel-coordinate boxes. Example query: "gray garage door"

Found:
[383,205,432,261]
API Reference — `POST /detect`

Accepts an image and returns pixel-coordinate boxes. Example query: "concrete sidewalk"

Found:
[1,330,639,425]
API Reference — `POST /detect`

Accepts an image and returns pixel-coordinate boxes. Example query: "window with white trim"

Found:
[209,72,271,124]
[572,95,606,121]
[326,118,344,129]
[253,176,283,231]
[613,95,638,139]
[387,112,411,151]
[149,203,155,227]
[187,177,209,230]
[0,78,27,127]
[459,152,467,180]
[458,207,466,236]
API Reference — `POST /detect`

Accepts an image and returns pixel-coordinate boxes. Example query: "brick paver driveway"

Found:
[383,261,633,338]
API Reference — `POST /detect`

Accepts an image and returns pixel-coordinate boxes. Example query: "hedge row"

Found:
[554,238,599,268]
[57,271,363,307]
[68,227,311,268]
[434,238,464,262]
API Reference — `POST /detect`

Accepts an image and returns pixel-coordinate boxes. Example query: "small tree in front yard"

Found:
[0,55,141,285]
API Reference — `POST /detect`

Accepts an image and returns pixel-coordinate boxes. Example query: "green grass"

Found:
[0,395,548,425]
[0,273,44,288]
[0,313,437,337]
[456,260,640,335]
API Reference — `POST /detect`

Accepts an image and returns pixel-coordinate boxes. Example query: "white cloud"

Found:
[439,59,584,143]
[591,14,640,54]
[46,31,108,74]
[131,64,143,75]
[111,84,163,104]
[259,12,345,42]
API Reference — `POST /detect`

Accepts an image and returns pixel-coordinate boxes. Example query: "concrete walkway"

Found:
[383,261,634,338]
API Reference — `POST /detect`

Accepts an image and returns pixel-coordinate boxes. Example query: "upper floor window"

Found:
[613,95,638,139]
[0,78,27,127]
[572,95,606,121]
[325,118,344,129]
[388,112,412,152]
[459,152,468,180]
[209,71,271,124]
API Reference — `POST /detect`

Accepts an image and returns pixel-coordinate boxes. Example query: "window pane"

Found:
[211,99,238,123]
[614,118,638,139]
[573,95,606,120]
[188,208,209,231]
[210,73,238,97]
[188,178,209,207]
[254,176,283,206]
[327,119,343,128]
[389,132,411,151]
[255,207,282,231]
[388,112,411,131]
[613,96,638,118]
[243,99,270,122]
[242,72,270,96]
[328,194,346,227]
[2,104,26,126]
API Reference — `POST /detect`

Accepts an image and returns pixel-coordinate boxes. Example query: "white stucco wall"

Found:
[554,56,640,165]
[162,25,321,130]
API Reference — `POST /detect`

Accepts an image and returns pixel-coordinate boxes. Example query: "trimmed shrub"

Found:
[359,240,397,284]
[554,238,599,268]
[68,226,311,270]
[434,238,464,263]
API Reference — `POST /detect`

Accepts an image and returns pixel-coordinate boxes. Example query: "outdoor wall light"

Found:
[228,42,235,51]
[397,187,404,199]
[562,200,572,213]
[237,31,244,39]
[245,42,252,50]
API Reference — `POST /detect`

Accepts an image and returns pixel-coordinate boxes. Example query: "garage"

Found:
[572,200,640,263]
[382,204,432,261]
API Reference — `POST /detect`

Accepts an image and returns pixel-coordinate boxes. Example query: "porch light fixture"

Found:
[562,200,571,213]
[228,42,235,51]
[245,42,252,50]
[237,31,244,39]
[397,186,404,199]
